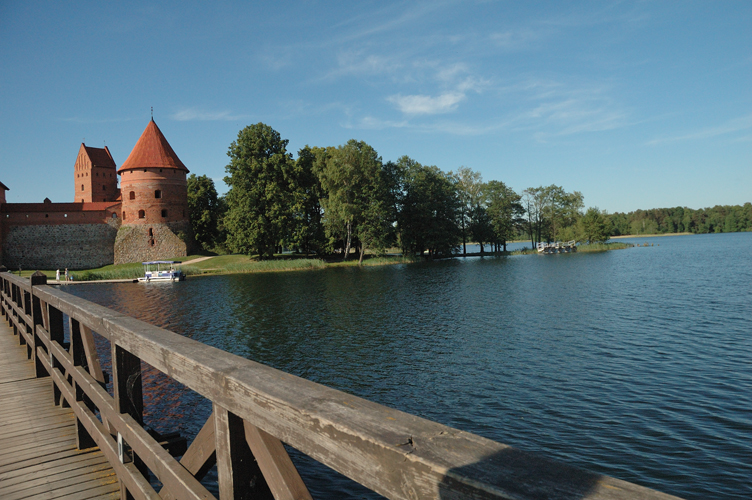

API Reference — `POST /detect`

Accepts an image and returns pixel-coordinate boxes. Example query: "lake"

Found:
[65,232,752,499]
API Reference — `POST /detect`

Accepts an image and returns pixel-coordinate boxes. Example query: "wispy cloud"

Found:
[171,108,249,122]
[387,92,466,115]
[646,114,752,145]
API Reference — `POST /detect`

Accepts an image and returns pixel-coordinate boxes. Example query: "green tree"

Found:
[186,174,220,251]
[485,180,523,252]
[317,140,391,263]
[579,207,612,244]
[288,146,326,255]
[398,158,461,258]
[224,123,296,258]
[451,166,484,255]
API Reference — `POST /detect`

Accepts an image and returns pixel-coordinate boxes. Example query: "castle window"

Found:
[45,214,49,218]
[148,228,153,236]
[161,209,167,217]
[129,191,135,200]
[138,210,145,219]
[123,211,126,220]
[155,190,162,199]
[112,213,117,219]
[81,184,84,191]
[103,185,106,190]
[96,172,99,177]
[64,214,67,218]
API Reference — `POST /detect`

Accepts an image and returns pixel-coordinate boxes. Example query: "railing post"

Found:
[70,317,97,449]
[47,303,66,406]
[113,344,147,499]
[30,271,48,377]
[214,404,274,500]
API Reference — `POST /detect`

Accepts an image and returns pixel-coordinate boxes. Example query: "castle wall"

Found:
[2,218,120,270]
[1,202,121,270]
[114,220,192,264]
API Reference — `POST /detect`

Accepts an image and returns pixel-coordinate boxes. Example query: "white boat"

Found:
[138,261,186,282]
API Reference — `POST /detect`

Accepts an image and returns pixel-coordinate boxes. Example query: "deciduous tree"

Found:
[186,174,220,251]
[224,123,296,258]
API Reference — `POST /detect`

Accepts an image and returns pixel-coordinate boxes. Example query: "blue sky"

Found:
[1,1,750,213]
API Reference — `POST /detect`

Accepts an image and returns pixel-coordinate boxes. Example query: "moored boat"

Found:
[138,261,186,282]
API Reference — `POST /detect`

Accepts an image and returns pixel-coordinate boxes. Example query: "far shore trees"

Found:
[290,146,326,255]
[485,180,524,252]
[398,158,461,258]
[317,140,392,263]
[186,174,220,251]
[224,123,296,258]
[579,207,611,244]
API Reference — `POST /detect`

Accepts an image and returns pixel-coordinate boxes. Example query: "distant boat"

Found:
[138,261,186,282]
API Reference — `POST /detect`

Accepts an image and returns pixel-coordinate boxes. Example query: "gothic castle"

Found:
[0,119,194,270]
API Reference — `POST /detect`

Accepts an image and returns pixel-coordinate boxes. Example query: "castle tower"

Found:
[114,119,193,264]
[73,144,118,203]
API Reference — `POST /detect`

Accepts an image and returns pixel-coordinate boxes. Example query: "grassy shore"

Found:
[5,242,632,282]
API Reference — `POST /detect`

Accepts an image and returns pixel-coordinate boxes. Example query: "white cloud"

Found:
[171,109,249,122]
[387,92,466,115]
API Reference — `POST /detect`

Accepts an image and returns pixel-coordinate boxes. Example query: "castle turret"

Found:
[114,119,192,264]
[74,144,118,203]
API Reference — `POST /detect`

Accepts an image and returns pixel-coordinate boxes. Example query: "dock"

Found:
[0,270,682,500]
[0,317,119,499]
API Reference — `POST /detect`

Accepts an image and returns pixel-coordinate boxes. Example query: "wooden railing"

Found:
[0,270,680,500]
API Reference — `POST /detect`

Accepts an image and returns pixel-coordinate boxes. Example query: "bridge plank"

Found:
[0,316,119,500]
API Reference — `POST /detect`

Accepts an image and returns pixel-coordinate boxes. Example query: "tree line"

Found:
[186,123,749,261]
[609,205,752,236]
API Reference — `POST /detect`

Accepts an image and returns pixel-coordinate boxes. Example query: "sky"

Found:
[1,1,750,213]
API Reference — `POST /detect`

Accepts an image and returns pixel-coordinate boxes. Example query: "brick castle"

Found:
[0,119,194,270]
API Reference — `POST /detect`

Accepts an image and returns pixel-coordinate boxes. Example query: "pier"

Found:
[0,269,681,500]
[537,240,577,254]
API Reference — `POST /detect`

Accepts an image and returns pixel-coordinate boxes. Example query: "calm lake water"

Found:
[66,232,752,499]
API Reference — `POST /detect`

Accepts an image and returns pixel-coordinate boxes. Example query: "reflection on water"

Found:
[67,232,752,500]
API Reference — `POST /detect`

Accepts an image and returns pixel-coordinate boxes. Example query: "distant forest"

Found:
[608,205,752,236]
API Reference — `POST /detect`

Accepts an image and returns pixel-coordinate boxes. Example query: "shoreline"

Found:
[611,232,693,239]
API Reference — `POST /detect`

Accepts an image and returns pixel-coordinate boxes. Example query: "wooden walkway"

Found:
[0,321,120,500]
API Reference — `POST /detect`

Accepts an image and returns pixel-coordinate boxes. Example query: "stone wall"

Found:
[2,219,119,270]
[114,221,193,264]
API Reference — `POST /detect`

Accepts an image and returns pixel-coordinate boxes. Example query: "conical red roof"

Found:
[118,119,188,173]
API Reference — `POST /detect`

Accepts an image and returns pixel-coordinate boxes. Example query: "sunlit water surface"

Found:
[66,233,752,499]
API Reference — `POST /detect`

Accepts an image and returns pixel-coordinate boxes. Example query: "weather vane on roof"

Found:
[151,107,153,119]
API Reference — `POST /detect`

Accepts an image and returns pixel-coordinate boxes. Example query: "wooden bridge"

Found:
[0,270,681,500]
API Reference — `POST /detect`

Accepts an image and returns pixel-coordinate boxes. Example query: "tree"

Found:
[398,158,461,258]
[451,166,484,255]
[317,140,391,264]
[224,123,296,258]
[579,207,611,244]
[288,146,326,255]
[469,203,494,254]
[523,185,583,246]
[186,174,220,251]
[485,180,523,252]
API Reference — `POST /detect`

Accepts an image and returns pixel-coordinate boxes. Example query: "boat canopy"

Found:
[142,261,181,265]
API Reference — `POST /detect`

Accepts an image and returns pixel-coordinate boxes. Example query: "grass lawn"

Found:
[4,243,630,282]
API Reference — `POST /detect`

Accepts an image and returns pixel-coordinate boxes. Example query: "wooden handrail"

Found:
[0,271,682,500]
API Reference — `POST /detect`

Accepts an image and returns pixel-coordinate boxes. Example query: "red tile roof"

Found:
[118,119,188,173]
[83,145,116,168]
